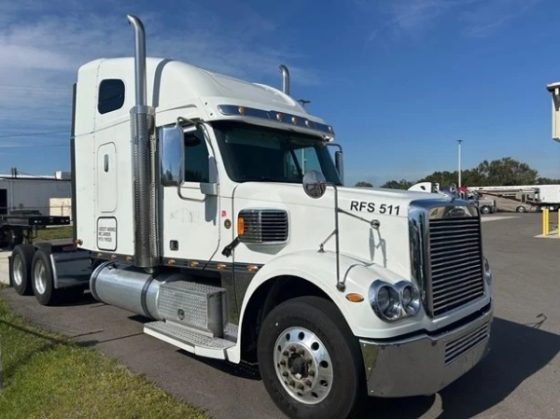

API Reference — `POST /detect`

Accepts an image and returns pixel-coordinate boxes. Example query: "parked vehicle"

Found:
[0,211,70,248]
[472,185,559,212]
[9,16,493,419]
[476,197,497,214]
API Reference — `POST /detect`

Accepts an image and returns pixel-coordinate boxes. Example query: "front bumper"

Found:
[360,303,492,398]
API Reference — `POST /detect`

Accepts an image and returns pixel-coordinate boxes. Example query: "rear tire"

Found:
[257,296,364,419]
[31,249,60,305]
[11,244,35,295]
[516,206,526,213]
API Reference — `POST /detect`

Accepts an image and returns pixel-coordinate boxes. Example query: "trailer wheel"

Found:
[31,249,60,305]
[11,244,35,295]
[257,296,364,419]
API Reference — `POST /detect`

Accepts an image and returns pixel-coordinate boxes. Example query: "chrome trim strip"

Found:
[217,104,334,135]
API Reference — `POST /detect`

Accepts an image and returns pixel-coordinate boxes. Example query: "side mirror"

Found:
[303,170,327,199]
[327,143,344,185]
[546,82,560,142]
[334,150,344,184]
[159,123,184,186]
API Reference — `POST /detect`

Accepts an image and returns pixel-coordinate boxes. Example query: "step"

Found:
[157,281,227,337]
[144,320,235,360]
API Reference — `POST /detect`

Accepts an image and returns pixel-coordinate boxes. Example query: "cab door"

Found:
[161,126,221,262]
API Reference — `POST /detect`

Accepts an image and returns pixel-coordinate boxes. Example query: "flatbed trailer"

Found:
[0,213,71,248]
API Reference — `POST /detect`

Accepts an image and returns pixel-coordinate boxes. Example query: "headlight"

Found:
[369,280,421,321]
[396,281,421,316]
[369,281,402,321]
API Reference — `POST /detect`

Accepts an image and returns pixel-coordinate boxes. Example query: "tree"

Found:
[537,177,560,185]
[381,179,413,189]
[354,181,373,188]
[475,157,537,186]
[419,157,540,187]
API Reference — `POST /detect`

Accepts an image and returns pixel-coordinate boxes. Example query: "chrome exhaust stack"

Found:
[279,64,290,95]
[127,15,158,268]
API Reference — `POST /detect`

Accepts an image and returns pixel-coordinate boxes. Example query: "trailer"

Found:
[0,212,70,248]
[0,175,72,248]
[8,16,493,419]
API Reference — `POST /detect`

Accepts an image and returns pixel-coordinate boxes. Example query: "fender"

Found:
[225,249,421,363]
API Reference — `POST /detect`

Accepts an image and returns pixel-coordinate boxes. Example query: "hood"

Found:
[232,182,452,278]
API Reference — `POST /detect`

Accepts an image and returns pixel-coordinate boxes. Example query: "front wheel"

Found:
[258,296,364,419]
[516,206,526,213]
[480,206,491,215]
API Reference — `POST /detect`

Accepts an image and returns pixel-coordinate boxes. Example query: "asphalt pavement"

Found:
[1,214,559,418]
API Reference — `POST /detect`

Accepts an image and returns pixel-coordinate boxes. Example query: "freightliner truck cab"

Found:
[10,16,493,419]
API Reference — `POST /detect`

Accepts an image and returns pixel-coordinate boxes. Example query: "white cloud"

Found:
[0,1,318,162]
[367,0,541,41]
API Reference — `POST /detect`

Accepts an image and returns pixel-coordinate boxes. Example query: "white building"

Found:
[0,174,72,216]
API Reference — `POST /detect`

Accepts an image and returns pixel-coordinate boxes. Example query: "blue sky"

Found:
[1,0,559,186]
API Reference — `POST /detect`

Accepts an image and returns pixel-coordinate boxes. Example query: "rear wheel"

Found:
[516,206,526,213]
[11,244,35,295]
[258,296,364,419]
[31,249,60,305]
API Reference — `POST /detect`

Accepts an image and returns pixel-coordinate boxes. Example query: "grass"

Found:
[34,226,73,242]
[0,288,207,419]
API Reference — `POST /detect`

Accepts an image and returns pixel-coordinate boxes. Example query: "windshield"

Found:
[212,121,341,185]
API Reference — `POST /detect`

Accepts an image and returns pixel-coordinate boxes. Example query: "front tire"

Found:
[480,206,491,215]
[516,206,526,213]
[258,296,364,419]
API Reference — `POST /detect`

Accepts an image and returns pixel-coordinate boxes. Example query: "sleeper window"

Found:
[98,79,125,114]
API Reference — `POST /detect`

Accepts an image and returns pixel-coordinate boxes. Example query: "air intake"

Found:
[238,209,289,243]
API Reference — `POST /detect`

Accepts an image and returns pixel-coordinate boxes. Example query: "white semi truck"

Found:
[9,16,493,419]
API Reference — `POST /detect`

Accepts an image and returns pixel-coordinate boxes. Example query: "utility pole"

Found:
[457,139,463,189]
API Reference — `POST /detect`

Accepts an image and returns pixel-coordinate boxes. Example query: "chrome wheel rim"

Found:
[273,327,334,405]
[33,259,47,295]
[13,254,23,286]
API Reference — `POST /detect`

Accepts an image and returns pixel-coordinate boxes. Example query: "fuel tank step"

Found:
[157,281,227,337]
[144,320,235,360]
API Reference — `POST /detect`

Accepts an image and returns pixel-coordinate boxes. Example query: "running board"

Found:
[144,320,235,360]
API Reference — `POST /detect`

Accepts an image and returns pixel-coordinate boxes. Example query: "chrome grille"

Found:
[239,209,288,243]
[428,216,484,317]
[444,322,490,364]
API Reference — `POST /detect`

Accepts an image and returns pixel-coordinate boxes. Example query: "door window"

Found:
[184,129,210,183]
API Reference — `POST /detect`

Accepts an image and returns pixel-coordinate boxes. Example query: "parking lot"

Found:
[1,213,559,418]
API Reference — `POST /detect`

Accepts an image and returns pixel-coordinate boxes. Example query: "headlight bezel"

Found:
[369,279,421,322]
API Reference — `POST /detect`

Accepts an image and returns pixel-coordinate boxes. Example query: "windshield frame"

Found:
[212,121,342,186]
